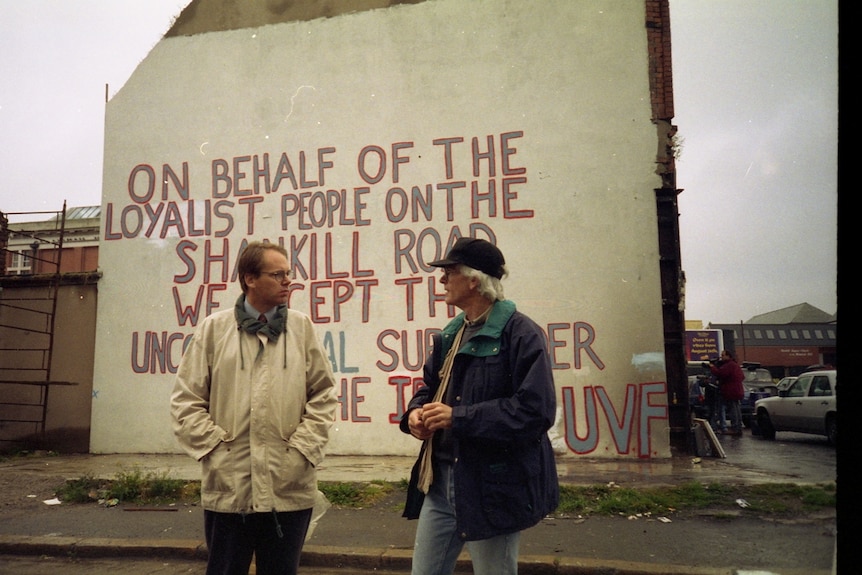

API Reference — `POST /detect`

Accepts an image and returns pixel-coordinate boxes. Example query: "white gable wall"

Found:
[93,0,670,458]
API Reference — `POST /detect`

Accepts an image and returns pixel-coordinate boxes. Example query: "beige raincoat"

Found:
[171,307,336,514]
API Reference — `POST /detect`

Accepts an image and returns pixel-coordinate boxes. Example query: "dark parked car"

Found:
[687,362,717,421]
[755,370,837,444]
[739,362,778,428]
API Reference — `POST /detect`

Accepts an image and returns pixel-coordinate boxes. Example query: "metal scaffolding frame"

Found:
[0,203,77,447]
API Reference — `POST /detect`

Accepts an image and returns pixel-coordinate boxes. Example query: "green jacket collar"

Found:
[440,299,516,357]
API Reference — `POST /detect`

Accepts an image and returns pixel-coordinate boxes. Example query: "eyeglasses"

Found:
[261,270,294,282]
[441,267,460,278]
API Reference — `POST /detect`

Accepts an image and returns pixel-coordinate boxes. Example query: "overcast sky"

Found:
[0,1,838,325]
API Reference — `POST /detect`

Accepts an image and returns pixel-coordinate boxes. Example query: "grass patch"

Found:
[556,481,835,517]
[55,467,197,505]
[315,479,835,518]
[736,482,836,514]
[53,469,835,520]
[56,474,101,504]
[319,480,395,508]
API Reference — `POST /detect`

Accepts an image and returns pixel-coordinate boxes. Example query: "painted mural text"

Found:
[103,132,532,239]
[560,382,667,458]
[108,129,668,457]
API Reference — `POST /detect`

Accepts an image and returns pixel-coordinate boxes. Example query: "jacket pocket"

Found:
[479,453,539,530]
[272,444,315,497]
[201,440,235,494]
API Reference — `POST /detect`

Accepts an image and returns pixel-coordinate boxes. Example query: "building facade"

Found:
[1,206,100,275]
[710,303,837,379]
[92,0,681,457]
[1,206,837,452]
[0,206,100,452]
[5,1,697,458]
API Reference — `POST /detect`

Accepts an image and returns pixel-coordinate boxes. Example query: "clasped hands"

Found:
[408,402,452,440]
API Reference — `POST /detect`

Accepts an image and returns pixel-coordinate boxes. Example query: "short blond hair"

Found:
[238,241,288,293]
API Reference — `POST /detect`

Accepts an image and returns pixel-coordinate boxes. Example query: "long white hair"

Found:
[458,264,508,302]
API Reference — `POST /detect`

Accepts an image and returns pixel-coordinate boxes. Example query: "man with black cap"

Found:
[399,237,559,575]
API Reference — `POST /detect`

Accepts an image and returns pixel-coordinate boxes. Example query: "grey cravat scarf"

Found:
[234,295,289,369]
[234,295,286,342]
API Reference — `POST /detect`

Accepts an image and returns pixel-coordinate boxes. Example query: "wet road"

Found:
[716,430,836,484]
[0,555,385,575]
[0,555,204,575]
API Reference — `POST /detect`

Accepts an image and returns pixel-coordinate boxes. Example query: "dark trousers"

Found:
[204,508,313,575]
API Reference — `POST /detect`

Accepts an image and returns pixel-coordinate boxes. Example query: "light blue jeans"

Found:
[411,463,520,575]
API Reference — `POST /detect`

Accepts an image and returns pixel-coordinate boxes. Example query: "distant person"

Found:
[706,349,745,436]
[399,237,559,575]
[700,370,722,431]
[171,241,337,575]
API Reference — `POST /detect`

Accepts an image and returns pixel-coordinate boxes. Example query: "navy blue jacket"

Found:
[400,299,559,541]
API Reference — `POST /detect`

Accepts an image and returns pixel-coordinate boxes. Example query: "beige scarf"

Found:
[416,323,466,494]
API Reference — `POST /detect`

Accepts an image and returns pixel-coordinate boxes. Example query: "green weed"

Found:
[108,468,145,501]
[55,474,101,503]
[739,482,836,513]
[556,481,834,517]
[143,470,188,501]
[54,470,835,521]
[319,480,394,508]
[55,467,198,505]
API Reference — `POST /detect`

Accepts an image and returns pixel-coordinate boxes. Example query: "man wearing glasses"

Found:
[172,241,336,575]
[400,237,559,575]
